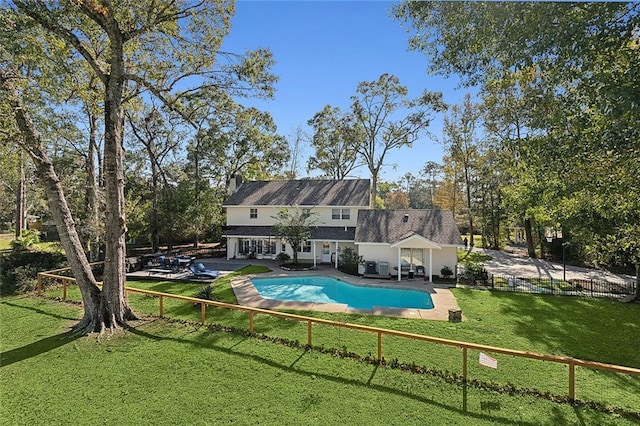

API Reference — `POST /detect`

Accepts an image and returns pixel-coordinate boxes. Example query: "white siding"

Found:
[357,244,458,278]
[226,206,358,227]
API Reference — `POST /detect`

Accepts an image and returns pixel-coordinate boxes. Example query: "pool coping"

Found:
[230,269,462,321]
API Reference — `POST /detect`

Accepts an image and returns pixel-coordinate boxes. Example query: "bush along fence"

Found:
[456,265,637,299]
[36,266,640,415]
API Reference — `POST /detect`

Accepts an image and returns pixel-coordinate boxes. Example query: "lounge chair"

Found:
[189,265,219,279]
[195,263,218,274]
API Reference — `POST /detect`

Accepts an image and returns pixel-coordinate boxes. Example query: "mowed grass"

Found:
[39,266,640,418]
[0,233,13,250]
[1,295,638,426]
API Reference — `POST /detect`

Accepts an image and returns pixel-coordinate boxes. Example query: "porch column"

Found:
[227,239,234,260]
[397,247,402,282]
[313,242,317,268]
[429,248,433,283]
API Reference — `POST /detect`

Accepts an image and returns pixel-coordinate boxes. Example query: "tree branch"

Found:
[14,0,108,85]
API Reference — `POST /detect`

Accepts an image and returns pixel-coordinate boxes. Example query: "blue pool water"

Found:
[251,276,434,310]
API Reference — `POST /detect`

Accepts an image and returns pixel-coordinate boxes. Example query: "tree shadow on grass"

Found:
[122,320,614,426]
[489,291,640,366]
[482,291,640,406]
[0,300,78,322]
[0,330,79,368]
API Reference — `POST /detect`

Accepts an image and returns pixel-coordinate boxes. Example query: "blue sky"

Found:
[222,1,471,182]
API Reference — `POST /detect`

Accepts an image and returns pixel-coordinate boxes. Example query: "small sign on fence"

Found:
[479,352,498,369]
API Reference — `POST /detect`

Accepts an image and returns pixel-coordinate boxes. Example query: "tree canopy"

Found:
[395,1,640,271]
[1,0,281,332]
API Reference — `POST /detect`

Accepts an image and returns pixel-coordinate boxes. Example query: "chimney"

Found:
[228,173,243,194]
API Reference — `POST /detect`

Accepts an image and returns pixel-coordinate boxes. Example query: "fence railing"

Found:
[456,266,637,299]
[37,267,640,405]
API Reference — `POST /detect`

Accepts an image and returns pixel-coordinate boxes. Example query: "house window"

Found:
[249,208,257,219]
[260,239,276,255]
[332,208,350,220]
[298,240,312,253]
[281,242,286,252]
[239,239,255,255]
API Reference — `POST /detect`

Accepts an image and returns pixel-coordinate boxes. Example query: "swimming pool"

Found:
[250,276,434,310]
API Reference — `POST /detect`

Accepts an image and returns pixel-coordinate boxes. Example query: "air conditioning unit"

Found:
[378,261,389,276]
[365,261,377,275]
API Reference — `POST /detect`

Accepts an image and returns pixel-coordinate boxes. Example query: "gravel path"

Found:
[472,247,636,284]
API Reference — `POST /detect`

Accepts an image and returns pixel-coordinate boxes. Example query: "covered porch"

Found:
[390,234,442,282]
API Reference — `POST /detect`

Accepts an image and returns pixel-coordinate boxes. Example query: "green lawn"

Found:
[0,233,64,253]
[2,295,638,425]
[0,233,12,250]
[38,266,640,418]
[458,248,492,263]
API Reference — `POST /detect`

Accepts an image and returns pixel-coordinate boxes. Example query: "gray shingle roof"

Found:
[224,179,370,207]
[354,209,462,245]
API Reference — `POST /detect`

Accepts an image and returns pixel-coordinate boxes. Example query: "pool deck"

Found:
[230,266,462,321]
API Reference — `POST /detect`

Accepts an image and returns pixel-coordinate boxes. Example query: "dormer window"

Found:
[250,208,258,219]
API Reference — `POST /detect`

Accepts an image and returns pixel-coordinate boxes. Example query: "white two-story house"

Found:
[223,177,369,266]
[222,176,461,282]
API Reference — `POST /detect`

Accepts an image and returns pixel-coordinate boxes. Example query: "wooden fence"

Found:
[37,268,640,403]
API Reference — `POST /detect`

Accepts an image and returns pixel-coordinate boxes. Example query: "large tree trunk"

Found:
[635,263,639,302]
[2,70,102,333]
[537,225,546,259]
[464,164,474,247]
[85,110,100,262]
[370,171,378,209]
[101,36,136,328]
[524,217,536,258]
[15,153,25,238]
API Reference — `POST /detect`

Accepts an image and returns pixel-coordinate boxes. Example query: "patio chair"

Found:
[189,265,219,279]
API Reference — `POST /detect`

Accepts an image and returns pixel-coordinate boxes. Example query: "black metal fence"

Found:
[456,266,637,299]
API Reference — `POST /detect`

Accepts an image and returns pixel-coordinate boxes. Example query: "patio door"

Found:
[321,241,331,263]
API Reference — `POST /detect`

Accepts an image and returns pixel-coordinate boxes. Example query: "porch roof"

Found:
[390,233,441,249]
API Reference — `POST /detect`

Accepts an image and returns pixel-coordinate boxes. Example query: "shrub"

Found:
[0,250,67,295]
[194,285,215,308]
[338,247,363,276]
[459,261,488,284]
[275,252,290,264]
[10,229,40,251]
[440,265,453,278]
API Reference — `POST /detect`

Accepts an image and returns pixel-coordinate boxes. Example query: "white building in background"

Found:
[222,176,461,282]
